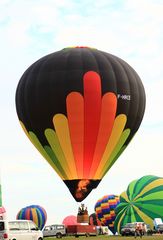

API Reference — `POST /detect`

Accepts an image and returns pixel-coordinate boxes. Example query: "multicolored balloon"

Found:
[15,47,146,202]
[16,205,47,230]
[114,175,163,233]
[94,194,120,234]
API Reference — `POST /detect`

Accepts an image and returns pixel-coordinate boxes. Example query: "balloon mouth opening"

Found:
[64,179,101,202]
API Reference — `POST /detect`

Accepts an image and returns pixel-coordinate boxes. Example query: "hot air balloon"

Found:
[114,175,163,233]
[15,47,146,202]
[16,205,47,230]
[89,213,101,226]
[62,215,79,226]
[94,194,120,234]
[0,206,7,220]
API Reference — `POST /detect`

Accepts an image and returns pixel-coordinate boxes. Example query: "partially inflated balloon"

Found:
[15,47,146,201]
[16,205,47,230]
[95,194,120,234]
[62,215,79,226]
[89,213,101,226]
[114,175,163,233]
[0,206,7,220]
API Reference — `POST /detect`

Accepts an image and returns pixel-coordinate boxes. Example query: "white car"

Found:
[0,219,43,240]
[43,224,66,238]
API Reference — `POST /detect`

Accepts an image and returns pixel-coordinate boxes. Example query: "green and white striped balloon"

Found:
[114,175,163,233]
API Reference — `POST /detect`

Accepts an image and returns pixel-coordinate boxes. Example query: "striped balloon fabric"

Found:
[94,194,120,234]
[114,175,163,233]
[16,205,47,230]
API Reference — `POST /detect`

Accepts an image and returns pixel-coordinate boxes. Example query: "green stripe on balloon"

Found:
[131,175,159,199]
[44,146,68,179]
[127,180,137,201]
[103,129,130,177]
[114,175,163,233]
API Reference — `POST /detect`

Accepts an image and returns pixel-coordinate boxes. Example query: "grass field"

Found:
[44,234,163,240]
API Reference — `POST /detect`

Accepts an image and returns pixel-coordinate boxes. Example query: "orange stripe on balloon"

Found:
[66,92,84,178]
[94,114,127,179]
[83,71,101,178]
[89,93,117,178]
[31,208,38,226]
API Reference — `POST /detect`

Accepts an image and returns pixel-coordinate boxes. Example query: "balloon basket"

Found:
[77,214,89,224]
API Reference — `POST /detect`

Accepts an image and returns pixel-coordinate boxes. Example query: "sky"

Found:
[1,0,163,225]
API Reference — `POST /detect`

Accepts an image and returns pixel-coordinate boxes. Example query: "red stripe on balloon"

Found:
[67,92,84,178]
[83,71,101,178]
[26,208,31,219]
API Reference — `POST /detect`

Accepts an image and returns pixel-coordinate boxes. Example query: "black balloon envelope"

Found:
[15,47,146,201]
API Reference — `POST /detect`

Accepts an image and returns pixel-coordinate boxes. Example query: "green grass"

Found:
[44,234,163,240]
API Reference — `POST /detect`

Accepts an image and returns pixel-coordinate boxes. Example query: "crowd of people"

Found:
[135,222,146,238]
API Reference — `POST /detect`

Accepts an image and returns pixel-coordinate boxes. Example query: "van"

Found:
[0,219,43,240]
[43,224,66,238]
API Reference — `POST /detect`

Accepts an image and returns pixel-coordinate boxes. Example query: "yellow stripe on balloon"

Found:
[133,205,154,227]
[31,208,38,226]
[100,129,130,178]
[53,114,77,179]
[134,179,163,201]
[117,210,127,233]
[120,191,130,202]
[19,121,65,180]
[94,114,127,179]
[45,129,73,179]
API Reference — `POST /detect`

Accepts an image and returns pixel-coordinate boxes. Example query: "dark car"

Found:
[121,223,136,236]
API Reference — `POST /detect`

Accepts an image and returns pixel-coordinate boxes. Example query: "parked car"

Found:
[0,219,43,240]
[43,224,66,238]
[156,223,163,234]
[120,223,136,236]
[146,224,153,235]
